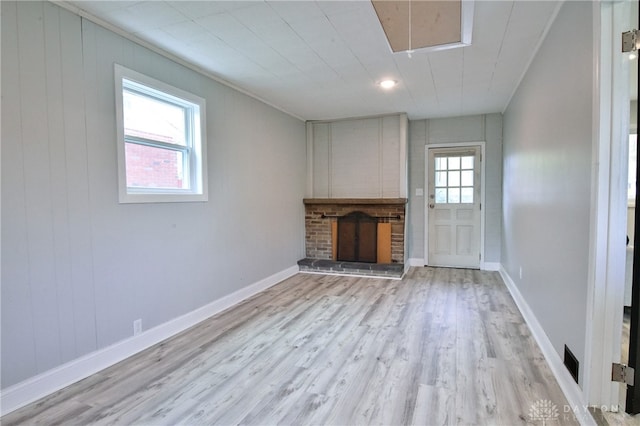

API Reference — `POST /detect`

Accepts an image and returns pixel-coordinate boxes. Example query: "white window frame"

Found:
[114,64,208,203]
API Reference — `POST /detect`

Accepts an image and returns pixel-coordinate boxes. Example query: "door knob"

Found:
[429,203,435,209]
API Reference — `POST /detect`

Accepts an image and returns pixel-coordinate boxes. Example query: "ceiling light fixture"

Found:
[379,79,397,89]
[630,52,638,60]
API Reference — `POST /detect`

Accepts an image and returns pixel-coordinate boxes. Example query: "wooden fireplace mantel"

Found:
[303,198,408,205]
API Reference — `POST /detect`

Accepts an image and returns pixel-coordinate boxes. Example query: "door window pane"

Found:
[448,171,460,187]
[435,171,447,187]
[448,157,460,170]
[461,156,474,169]
[436,157,448,170]
[448,188,460,203]
[461,170,473,186]
[434,153,476,204]
[461,187,474,203]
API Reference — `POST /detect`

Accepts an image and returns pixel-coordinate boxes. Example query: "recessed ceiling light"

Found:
[379,79,397,89]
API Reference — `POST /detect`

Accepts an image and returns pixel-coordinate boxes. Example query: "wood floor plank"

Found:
[2,268,579,426]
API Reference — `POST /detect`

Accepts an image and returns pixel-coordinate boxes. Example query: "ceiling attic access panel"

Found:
[371,0,474,53]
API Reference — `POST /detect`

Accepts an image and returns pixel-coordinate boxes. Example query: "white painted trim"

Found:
[499,266,596,426]
[481,262,500,272]
[0,265,299,415]
[307,112,406,125]
[52,1,304,122]
[408,258,425,267]
[584,0,610,409]
[424,142,486,268]
[306,122,314,197]
[584,0,630,409]
[460,0,475,47]
[409,258,496,271]
[399,113,409,199]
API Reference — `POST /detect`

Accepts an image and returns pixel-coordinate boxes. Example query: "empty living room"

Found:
[2,0,637,425]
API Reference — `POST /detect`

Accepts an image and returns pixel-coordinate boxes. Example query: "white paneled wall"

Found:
[306,114,408,199]
[1,1,305,389]
[2,1,99,385]
[408,114,503,264]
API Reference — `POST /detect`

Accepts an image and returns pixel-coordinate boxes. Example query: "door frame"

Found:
[424,141,486,269]
[585,0,632,410]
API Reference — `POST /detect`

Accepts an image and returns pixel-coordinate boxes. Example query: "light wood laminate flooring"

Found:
[2,267,578,425]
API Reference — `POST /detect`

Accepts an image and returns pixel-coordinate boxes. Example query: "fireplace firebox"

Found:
[337,211,377,263]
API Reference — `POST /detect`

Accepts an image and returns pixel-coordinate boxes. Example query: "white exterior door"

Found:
[427,146,481,268]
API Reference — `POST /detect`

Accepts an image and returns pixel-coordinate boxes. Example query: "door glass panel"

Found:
[461,187,473,203]
[435,171,447,187]
[448,188,460,203]
[461,156,474,169]
[434,153,476,204]
[448,157,460,170]
[435,157,448,170]
[448,171,460,187]
[435,188,447,203]
[461,170,473,186]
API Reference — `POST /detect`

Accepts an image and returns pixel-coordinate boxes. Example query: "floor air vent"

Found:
[564,345,579,384]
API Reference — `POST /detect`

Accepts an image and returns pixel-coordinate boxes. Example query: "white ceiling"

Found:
[64,0,563,121]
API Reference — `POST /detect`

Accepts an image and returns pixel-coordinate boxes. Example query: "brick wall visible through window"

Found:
[125,143,183,189]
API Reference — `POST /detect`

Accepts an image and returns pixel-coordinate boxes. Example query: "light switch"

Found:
[415,188,424,196]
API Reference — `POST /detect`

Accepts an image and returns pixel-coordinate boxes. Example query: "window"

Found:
[115,65,207,203]
[434,155,474,204]
[630,133,637,205]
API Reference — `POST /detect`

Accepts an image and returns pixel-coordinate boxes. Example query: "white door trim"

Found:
[584,0,631,409]
[424,141,486,269]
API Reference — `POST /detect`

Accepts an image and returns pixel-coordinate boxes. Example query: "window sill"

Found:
[119,192,208,204]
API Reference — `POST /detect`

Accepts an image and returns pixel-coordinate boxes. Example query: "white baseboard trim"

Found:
[406,258,499,272]
[0,265,299,416]
[407,258,425,267]
[482,261,501,271]
[498,266,595,426]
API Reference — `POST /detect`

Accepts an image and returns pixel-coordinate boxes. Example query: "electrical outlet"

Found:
[133,319,142,336]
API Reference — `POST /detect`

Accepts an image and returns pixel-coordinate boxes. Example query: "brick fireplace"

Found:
[299,198,407,277]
